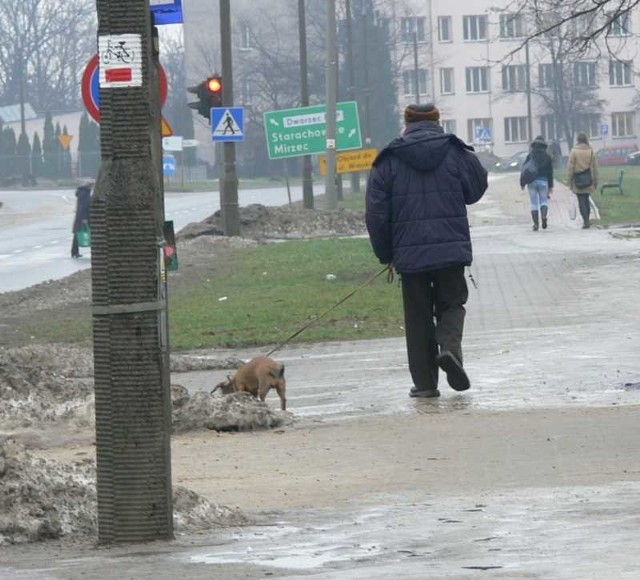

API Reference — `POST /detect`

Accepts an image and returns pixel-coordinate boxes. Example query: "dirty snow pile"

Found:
[0,345,287,433]
[0,346,94,430]
[179,203,366,240]
[172,389,291,433]
[0,442,250,546]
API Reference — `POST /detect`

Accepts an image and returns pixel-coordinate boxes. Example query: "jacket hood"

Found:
[530,139,548,153]
[374,121,473,172]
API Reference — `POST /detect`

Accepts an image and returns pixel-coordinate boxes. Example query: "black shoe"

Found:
[437,351,470,392]
[409,387,440,398]
[542,218,547,229]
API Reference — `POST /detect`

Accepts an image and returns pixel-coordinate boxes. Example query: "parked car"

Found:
[596,144,638,166]
[493,150,528,172]
[627,150,640,165]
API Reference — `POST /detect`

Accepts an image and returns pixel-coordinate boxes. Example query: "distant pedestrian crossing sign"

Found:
[211,107,245,142]
[475,126,492,142]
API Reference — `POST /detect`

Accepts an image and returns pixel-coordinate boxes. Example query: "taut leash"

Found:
[265,265,392,357]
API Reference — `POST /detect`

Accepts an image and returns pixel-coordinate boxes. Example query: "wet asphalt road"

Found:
[1,175,640,578]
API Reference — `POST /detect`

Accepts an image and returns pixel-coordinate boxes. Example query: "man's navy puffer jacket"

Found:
[365,121,488,274]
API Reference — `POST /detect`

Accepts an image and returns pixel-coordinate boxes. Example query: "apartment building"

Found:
[394,0,639,157]
[182,1,639,161]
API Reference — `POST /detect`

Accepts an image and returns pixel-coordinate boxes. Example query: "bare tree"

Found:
[0,0,95,113]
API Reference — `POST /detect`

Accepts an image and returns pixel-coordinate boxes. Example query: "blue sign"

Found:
[475,126,492,142]
[211,107,245,142]
[150,0,183,25]
[163,154,177,176]
[601,123,609,135]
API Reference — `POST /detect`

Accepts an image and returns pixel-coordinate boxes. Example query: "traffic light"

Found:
[187,81,208,119]
[206,75,223,107]
[187,75,223,121]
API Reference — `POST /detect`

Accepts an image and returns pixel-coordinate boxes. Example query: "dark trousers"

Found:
[400,266,468,390]
[71,233,79,257]
[577,193,591,224]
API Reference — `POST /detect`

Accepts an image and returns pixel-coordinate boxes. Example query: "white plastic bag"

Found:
[569,196,577,220]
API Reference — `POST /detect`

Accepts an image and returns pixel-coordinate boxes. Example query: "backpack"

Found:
[520,157,538,185]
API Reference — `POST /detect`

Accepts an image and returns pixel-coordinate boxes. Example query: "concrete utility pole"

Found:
[92,0,173,543]
[298,0,314,209]
[345,0,360,194]
[219,0,240,236]
[325,0,338,209]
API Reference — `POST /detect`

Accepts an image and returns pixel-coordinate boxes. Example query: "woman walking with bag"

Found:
[567,133,598,229]
[520,136,554,231]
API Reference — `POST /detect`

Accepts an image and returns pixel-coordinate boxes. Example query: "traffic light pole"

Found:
[324,0,338,209]
[92,0,173,543]
[219,0,240,236]
[298,0,314,209]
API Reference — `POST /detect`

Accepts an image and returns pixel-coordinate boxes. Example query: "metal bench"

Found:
[600,170,624,195]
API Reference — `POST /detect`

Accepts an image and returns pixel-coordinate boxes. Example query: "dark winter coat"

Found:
[365,121,488,274]
[72,185,91,233]
[520,140,554,189]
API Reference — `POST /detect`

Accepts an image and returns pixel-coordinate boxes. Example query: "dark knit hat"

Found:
[404,103,440,124]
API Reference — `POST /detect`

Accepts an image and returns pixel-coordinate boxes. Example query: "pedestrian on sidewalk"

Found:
[365,103,488,398]
[567,132,598,229]
[520,136,554,231]
[71,182,92,258]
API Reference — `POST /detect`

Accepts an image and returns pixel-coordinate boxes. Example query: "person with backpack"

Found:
[520,136,554,231]
[567,132,598,229]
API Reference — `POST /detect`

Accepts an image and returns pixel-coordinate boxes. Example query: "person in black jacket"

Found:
[366,103,488,398]
[520,136,554,231]
[71,182,92,258]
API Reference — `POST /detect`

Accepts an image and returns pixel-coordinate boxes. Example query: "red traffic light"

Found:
[206,76,222,94]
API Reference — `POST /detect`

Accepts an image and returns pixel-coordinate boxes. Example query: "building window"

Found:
[403,69,429,96]
[502,65,528,92]
[538,63,555,89]
[504,117,529,142]
[574,61,597,87]
[438,16,452,42]
[467,118,492,143]
[539,115,558,142]
[401,17,426,43]
[241,78,254,105]
[463,15,487,41]
[574,114,601,139]
[609,59,632,86]
[440,68,455,94]
[499,13,524,39]
[608,12,631,36]
[465,66,489,93]
[611,111,635,137]
[442,119,456,134]
[573,14,592,38]
[240,24,253,51]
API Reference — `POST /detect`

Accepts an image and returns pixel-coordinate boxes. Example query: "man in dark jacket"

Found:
[366,103,488,398]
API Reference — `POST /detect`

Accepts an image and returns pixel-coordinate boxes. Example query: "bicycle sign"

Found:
[82,54,168,123]
[98,34,142,87]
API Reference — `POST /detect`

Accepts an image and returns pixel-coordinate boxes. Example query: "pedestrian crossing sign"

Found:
[211,107,245,142]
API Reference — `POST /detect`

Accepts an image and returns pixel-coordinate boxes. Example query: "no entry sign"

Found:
[81,54,168,123]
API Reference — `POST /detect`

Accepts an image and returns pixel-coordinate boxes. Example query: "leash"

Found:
[265,265,392,357]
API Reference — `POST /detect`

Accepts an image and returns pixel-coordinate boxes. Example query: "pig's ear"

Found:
[227,374,233,382]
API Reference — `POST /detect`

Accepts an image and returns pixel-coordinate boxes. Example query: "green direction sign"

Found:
[264,101,362,160]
